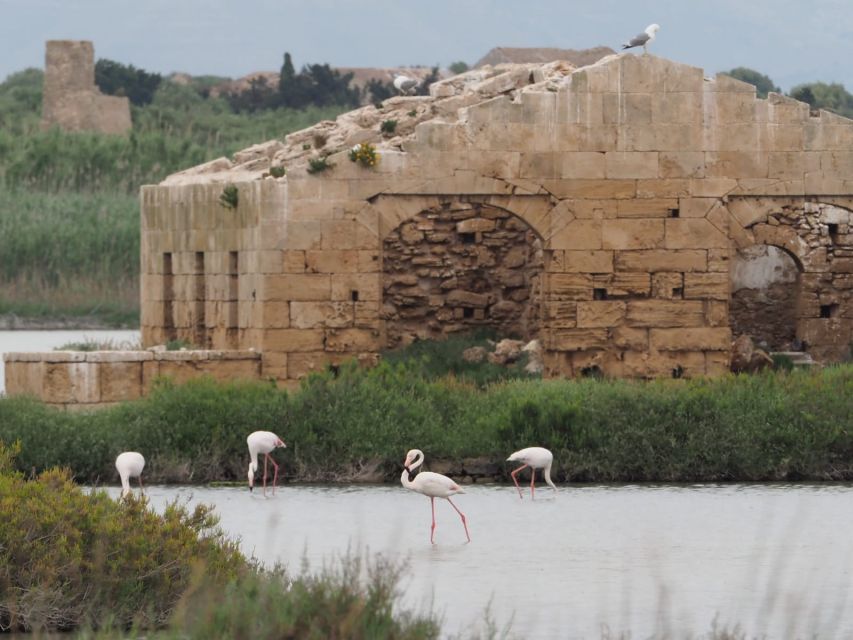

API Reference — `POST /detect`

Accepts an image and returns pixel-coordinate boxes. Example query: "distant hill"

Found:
[474,46,614,68]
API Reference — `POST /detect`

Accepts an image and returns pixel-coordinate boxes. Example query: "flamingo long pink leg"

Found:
[530,468,536,500]
[430,497,437,544]
[262,453,269,496]
[138,475,145,494]
[269,455,280,495]
[510,464,529,499]
[446,497,471,542]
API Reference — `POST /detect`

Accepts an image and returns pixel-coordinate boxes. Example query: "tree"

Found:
[95,59,162,106]
[721,67,779,98]
[449,61,469,75]
[365,78,394,105]
[789,82,853,118]
[415,66,441,96]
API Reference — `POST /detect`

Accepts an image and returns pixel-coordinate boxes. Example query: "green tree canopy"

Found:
[720,67,780,98]
[790,82,853,118]
[95,58,162,106]
[449,61,469,75]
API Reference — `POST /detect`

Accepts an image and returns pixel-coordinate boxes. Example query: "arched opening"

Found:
[729,245,802,350]
[381,202,544,348]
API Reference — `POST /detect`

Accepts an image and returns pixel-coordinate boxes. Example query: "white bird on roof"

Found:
[393,74,418,96]
[621,23,660,54]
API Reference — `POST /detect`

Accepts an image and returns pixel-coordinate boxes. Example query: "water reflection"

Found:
[100,482,853,639]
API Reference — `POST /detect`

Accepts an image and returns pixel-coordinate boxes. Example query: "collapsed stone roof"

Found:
[160,58,585,186]
[474,46,614,68]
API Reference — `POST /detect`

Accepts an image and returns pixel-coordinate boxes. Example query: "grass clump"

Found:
[380,119,398,135]
[55,337,141,351]
[307,155,333,174]
[218,184,239,209]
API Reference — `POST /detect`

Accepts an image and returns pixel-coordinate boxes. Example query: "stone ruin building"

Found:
[41,40,131,135]
[6,53,853,408]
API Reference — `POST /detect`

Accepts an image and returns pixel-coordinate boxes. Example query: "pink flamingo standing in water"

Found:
[507,446,557,499]
[401,449,470,544]
[247,431,286,496]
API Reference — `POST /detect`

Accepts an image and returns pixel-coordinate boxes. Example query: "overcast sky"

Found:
[2,0,851,91]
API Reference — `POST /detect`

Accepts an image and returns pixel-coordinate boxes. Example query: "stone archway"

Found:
[381,201,544,348]
[729,245,802,350]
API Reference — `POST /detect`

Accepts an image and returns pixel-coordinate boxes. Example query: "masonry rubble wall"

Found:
[41,40,131,135]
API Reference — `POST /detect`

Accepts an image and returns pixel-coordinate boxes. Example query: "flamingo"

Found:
[507,446,557,499]
[115,451,145,498]
[401,449,470,544]
[247,430,286,496]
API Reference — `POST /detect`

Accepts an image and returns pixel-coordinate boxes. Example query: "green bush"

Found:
[0,442,247,632]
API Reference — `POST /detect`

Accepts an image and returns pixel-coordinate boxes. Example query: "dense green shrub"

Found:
[0,362,851,485]
[0,443,247,632]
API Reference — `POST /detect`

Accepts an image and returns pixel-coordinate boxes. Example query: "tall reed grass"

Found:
[1,362,850,485]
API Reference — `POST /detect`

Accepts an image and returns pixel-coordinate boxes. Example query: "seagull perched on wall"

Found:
[393,74,419,96]
[621,23,660,54]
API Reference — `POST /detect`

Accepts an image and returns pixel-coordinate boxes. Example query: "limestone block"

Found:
[564,250,614,272]
[546,273,593,301]
[625,300,705,327]
[580,126,619,152]
[287,351,331,379]
[520,152,560,179]
[577,301,626,327]
[262,301,291,329]
[651,272,684,298]
[283,250,306,273]
[560,152,606,179]
[665,219,729,249]
[261,352,288,379]
[446,290,490,308]
[290,301,354,329]
[305,250,359,273]
[611,326,648,350]
[636,179,691,199]
[657,152,706,179]
[602,219,665,250]
[264,274,331,301]
[650,327,731,351]
[544,301,578,328]
[705,351,731,376]
[282,221,323,250]
[767,124,804,151]
[684,273,729,300]
[456,218,496,233]
[615,249,707,272]
[358,250,380,273]
[624,350,706,378]
[593,273,651,296]
[331,273,381,301]
[605,152,659,179]
[651,92,702,124]
[4,361,45,398]
[678,198,718,219]
[548,219,602,250]
[689,178,739,198]
[752,225,807,264]
[543,179,637,200]
[705,152,768,179]
[263,329,325,352]
[705,300,729,327]
[548,328,609,351]
[45,362,99,403]
[616,198,679,218]
[325,328,382,352]
[99,362,143,402]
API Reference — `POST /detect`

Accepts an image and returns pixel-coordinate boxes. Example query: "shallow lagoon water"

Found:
[104,482,853,639]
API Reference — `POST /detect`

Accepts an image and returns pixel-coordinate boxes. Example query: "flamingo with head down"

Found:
[247,431,286,496]
[115,451,145,498]
[507,446,557,499]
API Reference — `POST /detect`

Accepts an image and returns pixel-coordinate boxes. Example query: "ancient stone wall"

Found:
[41,40,131,135]
[3,350,261,410]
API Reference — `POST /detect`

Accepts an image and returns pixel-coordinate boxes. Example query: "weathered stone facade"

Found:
[41,40,131,135]
[135,54,853,382]
[7,53,853,405]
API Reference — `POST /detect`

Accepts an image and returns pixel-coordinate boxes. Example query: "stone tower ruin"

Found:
[41,40,132,135]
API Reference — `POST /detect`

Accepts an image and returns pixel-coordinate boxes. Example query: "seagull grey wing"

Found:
[622,32,650,49]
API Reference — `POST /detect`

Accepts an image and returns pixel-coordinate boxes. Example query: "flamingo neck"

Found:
[401,452,424,488]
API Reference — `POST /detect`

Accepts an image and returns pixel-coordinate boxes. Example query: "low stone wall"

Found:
[3,350,262,410]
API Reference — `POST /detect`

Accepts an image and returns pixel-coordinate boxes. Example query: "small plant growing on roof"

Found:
[407,109,417,117]
[302,143,311,150]
[218,184,239,209]
[380,119,397,135]
[269,165,286,178]
[313,132,327,148]
[349,142,379,168]
[307,155,333,174]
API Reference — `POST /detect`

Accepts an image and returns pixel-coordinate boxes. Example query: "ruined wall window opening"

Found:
[593,288,608,300]
[820,303,839,318]
[672,287,684,298]
[351,290,359,302]
[163,252,176,341]
[580,365,603,379]
[459,232,476,244]
[228,251,239,348]
[463,307,475,319]
[672,364,684,379]
[668,208,680,218]
[828,223,839,244]
[194,251,207,348]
